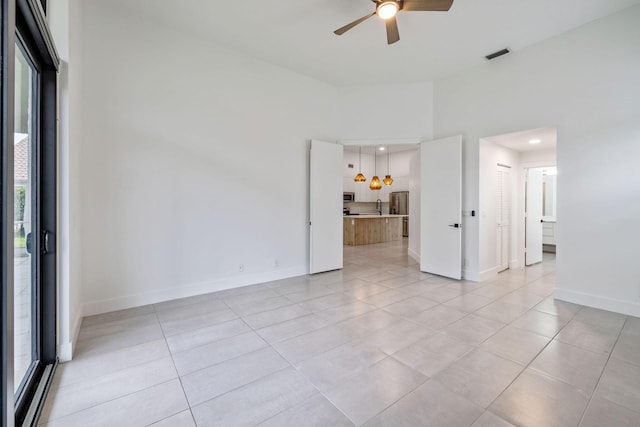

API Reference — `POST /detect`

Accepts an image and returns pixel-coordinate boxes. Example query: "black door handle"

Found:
[448,223,460,228]
[42,230,55,254]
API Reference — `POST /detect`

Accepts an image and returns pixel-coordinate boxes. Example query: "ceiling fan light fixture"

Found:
[377,1,399,20]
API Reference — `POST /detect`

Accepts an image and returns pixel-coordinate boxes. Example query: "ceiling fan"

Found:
[334,0,454,45]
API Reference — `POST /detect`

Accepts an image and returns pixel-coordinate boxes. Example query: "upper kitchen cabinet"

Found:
[343,176,355,195]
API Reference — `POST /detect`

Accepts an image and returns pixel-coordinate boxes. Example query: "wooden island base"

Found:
[343,215,405,246]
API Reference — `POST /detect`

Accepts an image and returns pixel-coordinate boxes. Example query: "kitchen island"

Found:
[343,215,408,246]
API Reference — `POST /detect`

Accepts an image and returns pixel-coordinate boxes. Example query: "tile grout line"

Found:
[576,316,628,427]
[151,303,198,427]
[468,301,583,424]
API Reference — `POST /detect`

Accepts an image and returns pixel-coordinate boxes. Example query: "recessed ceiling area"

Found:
[109,0,640,85]
[485,127,557,153]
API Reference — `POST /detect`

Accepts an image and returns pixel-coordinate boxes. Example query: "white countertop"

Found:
[344,214,408,219]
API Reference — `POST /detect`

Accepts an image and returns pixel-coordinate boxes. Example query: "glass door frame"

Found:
[2,0,58,425]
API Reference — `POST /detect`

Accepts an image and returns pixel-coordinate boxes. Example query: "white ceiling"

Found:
[111,0,639,86]
[485,127,557,153]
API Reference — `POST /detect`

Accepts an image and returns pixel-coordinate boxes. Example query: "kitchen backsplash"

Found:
[344,202,389,215]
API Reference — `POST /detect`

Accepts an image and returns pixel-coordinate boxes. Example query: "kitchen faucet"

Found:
[376,199,382,215]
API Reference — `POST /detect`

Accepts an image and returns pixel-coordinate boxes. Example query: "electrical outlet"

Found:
[273,259,279,268]
[238,264,244,273]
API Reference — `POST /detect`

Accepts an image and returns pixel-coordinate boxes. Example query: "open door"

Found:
[420,136,462,279]
[309,140,343,274]
[525,168,543,265]
[497,165,511,272]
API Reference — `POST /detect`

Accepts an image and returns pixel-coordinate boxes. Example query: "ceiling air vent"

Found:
[485,48,511,61]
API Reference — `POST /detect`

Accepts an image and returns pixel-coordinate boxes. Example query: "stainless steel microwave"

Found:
[343,192,355,202]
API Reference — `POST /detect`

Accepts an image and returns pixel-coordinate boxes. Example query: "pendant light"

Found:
[369,147,382,191]
[383,151,394,186]
[354,146,366,182]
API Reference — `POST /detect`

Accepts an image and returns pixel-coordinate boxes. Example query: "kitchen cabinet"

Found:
[343,177,355,196]
[344,215,405,246]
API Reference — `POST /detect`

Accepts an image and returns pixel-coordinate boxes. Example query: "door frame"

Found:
[1,1,17,425]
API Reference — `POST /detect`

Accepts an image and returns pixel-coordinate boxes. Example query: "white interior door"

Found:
[420,135,462,279]
[309,140,343,274]
[525,168,543,265]
[497,165,511,272]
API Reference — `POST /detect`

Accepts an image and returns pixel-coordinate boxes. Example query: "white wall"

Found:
[48,0,84,361]
[75,1,337,316]
[336,82,433,140]
[478,140,519,279]
[434,6,640,315]
[519,148,556,164]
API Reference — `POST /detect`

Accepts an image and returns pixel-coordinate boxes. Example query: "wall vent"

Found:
[485,48,511,61]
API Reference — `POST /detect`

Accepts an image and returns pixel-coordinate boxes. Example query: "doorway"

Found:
[311,137,464,281]
[480,127,557,280]
[525,166,557,265]
[338,137,463,280]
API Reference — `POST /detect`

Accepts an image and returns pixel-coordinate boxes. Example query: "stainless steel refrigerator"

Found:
[389,191,409,237]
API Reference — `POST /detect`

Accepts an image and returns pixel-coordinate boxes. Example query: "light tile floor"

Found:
[39,240,640,426]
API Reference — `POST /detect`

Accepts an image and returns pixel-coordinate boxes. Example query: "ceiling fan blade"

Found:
[386,17,400,44]
[334,12,376,35]
[402,0,454,12]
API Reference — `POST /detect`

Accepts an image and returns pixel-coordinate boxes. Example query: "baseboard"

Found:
[510,258,520,269]
[478,266,501,282]
[408,248,420,263]
[555,288,640,318]
[81,266,308,317]
[58,311,82,362]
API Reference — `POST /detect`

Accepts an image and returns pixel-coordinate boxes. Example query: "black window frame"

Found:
[1,0,58,425]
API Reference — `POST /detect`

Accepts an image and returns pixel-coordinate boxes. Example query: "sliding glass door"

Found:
[13,39,37,399]
[2,1,58,425]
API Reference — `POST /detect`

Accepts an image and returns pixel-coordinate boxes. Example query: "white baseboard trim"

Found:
[478,266,501,282]
[555,288,640,318]
[408,248,420,263]
[58,311,83,362]
[82,266,308,317]
[510,258,520,269]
